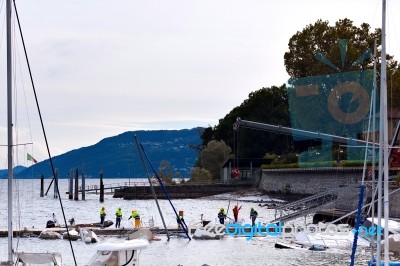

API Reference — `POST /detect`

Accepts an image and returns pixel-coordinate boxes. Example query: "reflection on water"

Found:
[0,179,372,265]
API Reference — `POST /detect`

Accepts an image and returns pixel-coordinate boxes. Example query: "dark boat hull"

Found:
[75,220,114,228]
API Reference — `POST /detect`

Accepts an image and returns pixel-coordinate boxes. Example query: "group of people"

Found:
[99,205,258,229]
[99,207,141,228]
[218,205,258,226]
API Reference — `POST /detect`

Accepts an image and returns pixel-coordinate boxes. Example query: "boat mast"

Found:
[6,0,13,263]
[371,38,377,259]
[380,0,390,264]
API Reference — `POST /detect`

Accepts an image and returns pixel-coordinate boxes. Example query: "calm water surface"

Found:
[0,179,373,265]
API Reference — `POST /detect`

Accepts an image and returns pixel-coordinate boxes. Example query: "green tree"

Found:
[283,19,400,152]
[199,18,400,163]
[390,70,400,108]
[284,18,398,94]
[202,84,291,158]
[200,140,232,180]
[157,160,174,185]
[284,18,394,78]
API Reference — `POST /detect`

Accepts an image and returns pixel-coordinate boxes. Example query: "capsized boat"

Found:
[274,241,305,250]
[294,231,370,248]
[80,228,100,243]
[87,239,149,266]
[275,238,327,251]
[128,228,160,241]
[368,258,400,266]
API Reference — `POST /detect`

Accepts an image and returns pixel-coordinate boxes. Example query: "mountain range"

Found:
[3,128,203,179]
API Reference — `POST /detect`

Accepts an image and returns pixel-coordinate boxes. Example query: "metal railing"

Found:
[271,185,360,223]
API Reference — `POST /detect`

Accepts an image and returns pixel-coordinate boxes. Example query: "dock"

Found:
[65,181,255,200]
[0,226,188,238]
[0,224,283,238]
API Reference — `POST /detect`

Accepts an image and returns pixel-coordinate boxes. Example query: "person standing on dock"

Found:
[250,208,258,227]
[177,215,185,229]
[128,209,141,228]
[115,207,123,228]
[232,205,242,223]
[100,207,106,228]
[218,208,226,225]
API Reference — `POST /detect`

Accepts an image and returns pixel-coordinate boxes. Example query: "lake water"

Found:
[0,178,375,265]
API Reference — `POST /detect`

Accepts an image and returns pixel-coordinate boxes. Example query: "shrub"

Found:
[396,172,400,186]
[187,167,213,184]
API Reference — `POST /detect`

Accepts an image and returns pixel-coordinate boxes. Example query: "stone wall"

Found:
[114,183,254,200]
[259,167,363,195]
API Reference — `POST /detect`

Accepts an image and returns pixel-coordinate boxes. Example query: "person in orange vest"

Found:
[128,209,141,228]
[232,205,242,223]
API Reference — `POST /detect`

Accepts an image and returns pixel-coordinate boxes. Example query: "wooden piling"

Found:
[74,168,79,201]
[40,175,44,197]
[100,172,104,203]
[82,163,86,201]
[68,169,73,200]
[53,170,58,199]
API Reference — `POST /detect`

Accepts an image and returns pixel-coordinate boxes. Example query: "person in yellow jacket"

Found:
[177,215,184,229]
[115,207,123,228]
[128,209,141,228]
[99,207,106,228]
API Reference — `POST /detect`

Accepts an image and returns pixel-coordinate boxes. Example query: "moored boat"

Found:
[87,239,149,266]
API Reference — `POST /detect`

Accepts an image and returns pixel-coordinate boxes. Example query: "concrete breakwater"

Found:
[113,183,254,200]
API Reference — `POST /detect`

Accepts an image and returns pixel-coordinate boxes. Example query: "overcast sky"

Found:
[1,0,399,166]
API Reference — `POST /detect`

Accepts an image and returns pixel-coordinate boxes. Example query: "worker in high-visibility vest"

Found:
[218,208,226,224]
[115,207,123,228]
[177,215,184,229]
[128,209,141,228]
[99,207,106,228]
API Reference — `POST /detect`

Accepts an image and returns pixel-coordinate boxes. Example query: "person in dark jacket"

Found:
[218,208,226,224]
[250,208,258,227]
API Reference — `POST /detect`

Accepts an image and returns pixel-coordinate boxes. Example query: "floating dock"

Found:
[0,226,188,238]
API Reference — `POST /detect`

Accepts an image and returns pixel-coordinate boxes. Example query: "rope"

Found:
[349,184,365,266]
[349,65,375,266]
[138,141,191,240]
[12,1,77,264]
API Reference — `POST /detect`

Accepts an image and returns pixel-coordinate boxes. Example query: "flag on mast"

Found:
[27,153,38,163]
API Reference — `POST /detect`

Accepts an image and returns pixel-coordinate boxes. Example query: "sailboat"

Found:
[0,1,150,265]
[0,1,63,265]
[366,0,400,265]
